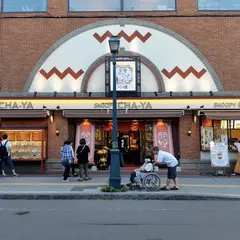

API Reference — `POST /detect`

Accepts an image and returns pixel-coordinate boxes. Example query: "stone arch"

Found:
[81,50,165,92]
[25,19,223,92]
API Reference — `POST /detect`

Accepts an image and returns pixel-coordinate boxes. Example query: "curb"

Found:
[0,192,240,201]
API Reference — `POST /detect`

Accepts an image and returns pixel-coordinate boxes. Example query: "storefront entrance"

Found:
[72,118,180,167]
[104,129,141,165]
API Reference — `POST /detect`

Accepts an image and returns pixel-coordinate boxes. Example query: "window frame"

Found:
[2,0,48,13]
[198,0,240,11]
[68,0,177,13]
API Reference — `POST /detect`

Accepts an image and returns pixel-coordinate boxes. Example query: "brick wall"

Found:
[47,111,68,159]
[0,0,240,92]
[179,112,200,160]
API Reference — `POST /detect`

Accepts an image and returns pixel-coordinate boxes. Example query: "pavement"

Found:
[1,200,239,240]
[0,174,240,200]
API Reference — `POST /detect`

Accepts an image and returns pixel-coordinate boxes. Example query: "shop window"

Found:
[201,118,240,151]
[200,119,214,150]
[69,0,175,12]
[69,0,121,11]
[144,123,153,157]
[219,120,240,150]
[3,0,47,12]
[0,129,46,159]
[124,0,176,11]
[198,0,240,10]
[95,124,104,146]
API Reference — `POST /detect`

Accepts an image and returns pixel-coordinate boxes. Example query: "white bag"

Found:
[154,166,159,172]
[91,165,97,171]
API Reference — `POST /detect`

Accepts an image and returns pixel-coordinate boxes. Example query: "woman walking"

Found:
[232,139,240,175]
[76,138,91,181]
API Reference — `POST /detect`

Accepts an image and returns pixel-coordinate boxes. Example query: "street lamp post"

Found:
[108,36,121,190]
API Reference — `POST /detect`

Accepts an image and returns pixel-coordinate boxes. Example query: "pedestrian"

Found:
[0,134,19,177]
[118,134,127,167]
[70,142,78,177]
[152,146,179,190]
[60,140,74,182]
[232,139,240,175]
[76,138,91,181]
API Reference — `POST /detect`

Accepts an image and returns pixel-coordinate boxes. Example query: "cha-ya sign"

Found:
[94,101,152,110]
[0,102,34,110]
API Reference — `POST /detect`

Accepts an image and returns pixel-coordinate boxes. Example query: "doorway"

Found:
[104,130,141,166]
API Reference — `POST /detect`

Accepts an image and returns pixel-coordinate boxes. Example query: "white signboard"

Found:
[210,142,229,167]
[111,61,136,91]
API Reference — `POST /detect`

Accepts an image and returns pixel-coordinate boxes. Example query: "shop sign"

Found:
[0,101,34,110]
[213,102,240,109]
[94,101,152,110]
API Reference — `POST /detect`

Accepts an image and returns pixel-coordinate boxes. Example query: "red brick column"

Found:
[179,113,200,160]
[48,111,68,159]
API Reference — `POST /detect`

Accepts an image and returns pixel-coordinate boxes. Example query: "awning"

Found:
[0,110,48,118]
[200,111,240,120]
[63,110,184,118]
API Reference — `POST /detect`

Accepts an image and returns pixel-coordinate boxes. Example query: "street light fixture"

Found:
[108,36,121,190]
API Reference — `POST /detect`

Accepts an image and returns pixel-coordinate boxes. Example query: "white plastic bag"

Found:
[91,165,97,171]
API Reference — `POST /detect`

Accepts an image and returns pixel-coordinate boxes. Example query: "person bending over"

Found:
[152,146,179,190]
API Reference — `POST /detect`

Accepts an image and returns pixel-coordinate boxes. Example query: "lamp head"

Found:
[108,36,120,54]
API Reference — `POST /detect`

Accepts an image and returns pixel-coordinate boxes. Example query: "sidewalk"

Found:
[0,175,240,200]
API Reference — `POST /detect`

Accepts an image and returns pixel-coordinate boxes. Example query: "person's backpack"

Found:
[0,141,8,161]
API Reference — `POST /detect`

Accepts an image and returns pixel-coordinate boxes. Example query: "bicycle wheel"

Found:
[143,173,161,191]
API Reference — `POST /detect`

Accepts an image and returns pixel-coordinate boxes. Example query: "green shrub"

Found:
[101,184,127,192]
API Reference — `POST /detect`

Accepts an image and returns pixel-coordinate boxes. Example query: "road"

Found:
[0,200,238,240]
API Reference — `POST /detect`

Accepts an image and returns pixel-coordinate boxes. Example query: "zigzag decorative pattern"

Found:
[93,30,152,43]
[162,67,207,79]
[40,67,84,80]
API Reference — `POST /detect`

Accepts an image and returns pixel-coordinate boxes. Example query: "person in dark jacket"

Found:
[76,138,91,181]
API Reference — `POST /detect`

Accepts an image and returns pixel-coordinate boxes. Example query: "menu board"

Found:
[210,142,229,167]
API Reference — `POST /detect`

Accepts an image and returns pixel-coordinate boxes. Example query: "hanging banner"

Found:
[210,142,229,167]
[153,121,174,155]
[75,121,95,163]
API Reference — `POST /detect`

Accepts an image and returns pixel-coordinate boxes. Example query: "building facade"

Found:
[0,0,240,172]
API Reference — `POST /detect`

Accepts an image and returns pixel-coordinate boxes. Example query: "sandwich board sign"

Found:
[210,141,229,168]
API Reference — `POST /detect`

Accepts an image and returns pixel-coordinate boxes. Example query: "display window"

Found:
[0,129,47,160]
[200,117,240,151]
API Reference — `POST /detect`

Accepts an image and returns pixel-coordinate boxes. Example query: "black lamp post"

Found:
[108,36,121,190]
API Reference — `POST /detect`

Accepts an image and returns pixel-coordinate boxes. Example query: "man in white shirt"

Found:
[152,146,179,190]
[1,134,18,177]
